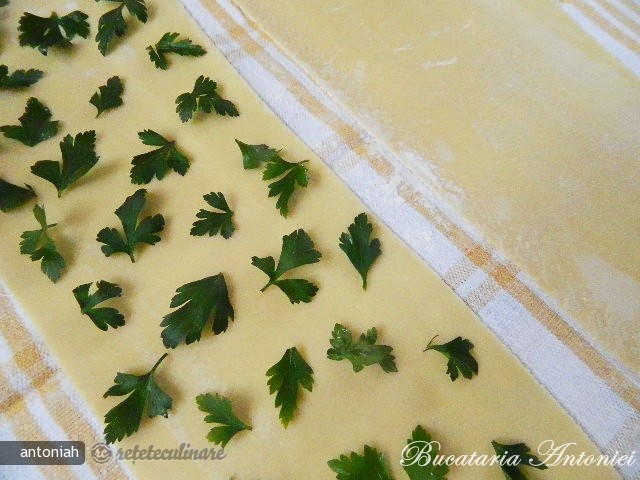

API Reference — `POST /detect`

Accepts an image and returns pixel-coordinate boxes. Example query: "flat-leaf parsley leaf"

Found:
[190,192,235,239]
[18,10,89,55]
[235,140,280,169]
[147,32,206,70]
[90,76,124,116]
[196,393,251,447]
[175,75,238,122]
[1,97,58,147]
[251,229,321,303]
[160,273,234,348]
[103,353,172,444]
[424,335,478,381]
[31,130,99,197]
[0,178,36,212]
[339,213,381,289]
[402,425,449,480]
[19,205,65,282]
[130,130,190,184]
[96,189,165,262]
[266,347,313,428]
[491,441,547,480]
[73,280,125,331]
[95,0,147,56]
[327,323,397,373]
[0,65,43,89]
[328,445,393,480]
[235,140,308,217]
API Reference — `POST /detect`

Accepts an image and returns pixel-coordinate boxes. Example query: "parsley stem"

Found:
[424,335,439,352]
[151,353,169,373]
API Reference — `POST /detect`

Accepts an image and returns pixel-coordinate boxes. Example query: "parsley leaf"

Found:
[263,156,309,218]
[175,75,238,123]
[327,323,397,373]
[328,445,393,480]
[103,353,172,444]
[18,11,89,55]
[424,335,478,381]
[31,130,99,197]
[19,205,65,283]
[90,76,124,117]
[491,441,547,480]
[0,178,36,212]
[235,140,280,169]
[73,280,124,331]
[0,65,43,89]
[1,97,59,147]
[339,213,381,289]
[235,140,309,217]
[147,32,206,70]
[190,192,235,239]
[196,393,252,447]
[95,0,147,56]
[130,129,190,184]
[96,188,165,262]
[160,273,234,348]
[402,425,449,480]
[251,229,321,303]
[266,347,313,428]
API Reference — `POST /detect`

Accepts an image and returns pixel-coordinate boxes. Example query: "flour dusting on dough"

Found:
[576,254,640,366]
[399,148,465,209]
[577,254,640,323]
[422,57,458,69]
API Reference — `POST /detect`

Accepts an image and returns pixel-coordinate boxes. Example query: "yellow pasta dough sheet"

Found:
[229,0,640,374]
[0,0,623,479]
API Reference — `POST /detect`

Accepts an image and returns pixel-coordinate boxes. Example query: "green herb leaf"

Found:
[18,10,89,55]
[263,156,309,218]
[424,335,478,381]
[0,64,43,89]
[251,229,321,303]
[1,97,59,147]
[31,130,99,197]
[147,32,206,70]
[234,140,308,217]
[0,1,9,8]
[196,393,252,448]
[160,273,234,348]
[19,205,65,282]
[73,280,124,331]
[95,0,147,56]
[96,189,164,262]
[328,445,393,480]
[491,441,547,480]
[339,213,381,289]
[235,139,280,169]
[90,76,124,116]
[190,192,235,239]
[103,353,172,444]
[327,323,397,373]
[266,347,313,427]
[0,178,36,212]
[175,75,238,123]
[130,129,190,184]
[402,425,449,480]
